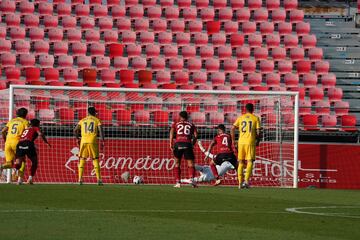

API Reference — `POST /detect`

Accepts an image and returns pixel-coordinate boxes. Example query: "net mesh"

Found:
[0,87,297,187]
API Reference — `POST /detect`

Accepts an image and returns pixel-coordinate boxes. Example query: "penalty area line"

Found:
[285,206,360,219]
[0,209,287,214]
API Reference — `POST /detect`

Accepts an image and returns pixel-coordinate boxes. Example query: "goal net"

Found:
[1,85,299,187]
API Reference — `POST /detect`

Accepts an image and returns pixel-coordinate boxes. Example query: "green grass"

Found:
[0,185,359,240]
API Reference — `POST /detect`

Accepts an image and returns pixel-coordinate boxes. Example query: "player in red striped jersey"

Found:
[14,119,50,184]
[170,111,198,188]
[205,124,238,186]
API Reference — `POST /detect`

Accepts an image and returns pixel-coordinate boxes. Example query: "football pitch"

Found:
[0,185,359,240]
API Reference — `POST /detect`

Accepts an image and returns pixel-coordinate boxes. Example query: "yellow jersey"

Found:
[233,113,261,145]
[5,117,29,143]
[78,115,102,144]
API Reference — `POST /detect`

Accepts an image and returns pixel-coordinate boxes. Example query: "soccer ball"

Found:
[133,176,143,184]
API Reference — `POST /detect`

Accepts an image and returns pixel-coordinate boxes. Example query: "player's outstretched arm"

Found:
[38,130,51,147]
[204,140,215,162]
[169,127,174,150]
[1,126,8,142]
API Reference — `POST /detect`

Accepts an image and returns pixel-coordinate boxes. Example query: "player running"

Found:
[74,106,104,186]
[205,124,238,186]
[170,111,198,188]
[231,103,261,189]
[0,108,29,183]
[14,119,51,184]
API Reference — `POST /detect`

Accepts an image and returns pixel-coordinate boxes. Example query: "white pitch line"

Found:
[285,206,360,219]
[0,209,287,214]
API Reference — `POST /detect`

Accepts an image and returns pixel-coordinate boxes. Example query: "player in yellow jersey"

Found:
[74,107,104,185]
[231,103,261,189]
[1,108,29,184]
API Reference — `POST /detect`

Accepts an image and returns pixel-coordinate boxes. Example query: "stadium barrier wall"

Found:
[1,139,358,189]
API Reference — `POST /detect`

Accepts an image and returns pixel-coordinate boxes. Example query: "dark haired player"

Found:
[170,111,198,188]
[15,119,51,184]
[205,124,238,186]
[231,103,261,189]
[1,108,29,182]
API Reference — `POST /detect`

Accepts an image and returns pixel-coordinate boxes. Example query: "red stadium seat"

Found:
[5,13,20,27]
[290,48,305,61]
[229,72,244,86]
[192,71,207,84]
[308,47,323,61]
[10,28,26,40]
[289,9,304,23]
[76,56,92,69]
[175,32,191,46]
[260,22,274,35]
[185,58,201,71]
[248,0,262,10]
[199,46,214,59]
[0,39,11,53]
[271,47,286,61]
[48,28,63,42]
[84,29,100,43]
[193,33,209,46]
[24,15,39,28]
[103,30,118,44]
[121,31,136,44]
[181,45,196,59]
[53,42,68,56]
[119,70,135,83]
[211,33,226,46]
[126,44,141,57]
[230,34,245,47]
[296,60,311,74]
[95,57,111,69]
[303,73,317,89]
[309,87,324,102]
[190,112,206,125]
[242,21,256,35]
[266,0,280,10]
[39,54,55,68]
[75,4,89,16]
[44,68,60,83]
[163,45,178,59]
[70,42,86,56]
[260,60,274,73]
[321,115,338,131]
[99,18,114,31]
[208,112,224,125]
[89,43,105,56]
[296,22,311,36]
[223,101,237,113]
[284,35,299,49]
[209,72,225,85]
[207,21,220,34]
[131,57,147,70]
[66,29,81,42]
[217,46,232,59]
[43,15,58,29]
[302,34,317,49]
[272,9,286,23]
[321,73,336,88]
[56,3,71,16]
[152,19,167,33]
[38,2,53,16]
[203,99,218,112]
[236,8,250,22]
[58,109,75,124]
[254,47,269,60]
[145,44,160,58]
[341,115,358,132]
[116,17,131,31]
[153,111,169,126]
[278,60,293,74]
[109,44,124,58]
[284,0,298,10]
[334,101,349,116]
[315,61,330,75]
[205,59,220,72]
[129,5,144,19]
[278,22,292,36]
[247,72,262,87]
[93,4,108,18]
[302,114,319,131]
[248,34,262,48]
[219,8,233,21]
[265,73,280,87]
[111,5,126,18]
[314,101,330,115]
[114,57,129,69]
[19,54,35,68]
[150,57,166,70]
[38,109,56,124]
[254,8,269,23]
[236,46,251,59]
[165,6,179,19]
[155,71,170,84]
[299,99,311,116]
[61,16,76,29]
[327,87,343,102]
[223,59,238,73]
[188,20,203,33]
[63,68,78,82]
[158,32,172,45]
[224,21,238,34]
[134,110,150,125]
[174,71,189,85]
[241,59,256,73]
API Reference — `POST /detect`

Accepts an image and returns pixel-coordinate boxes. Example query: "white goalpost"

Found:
[1,85,299,188]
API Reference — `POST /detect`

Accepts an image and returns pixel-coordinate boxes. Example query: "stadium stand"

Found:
[0,0,358,142]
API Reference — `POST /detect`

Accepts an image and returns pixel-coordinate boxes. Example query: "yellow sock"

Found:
[245,161,254,183]
[93,159,101,181]
[237,161,245,185]
[78,159,85,181]
[18,162,25,178]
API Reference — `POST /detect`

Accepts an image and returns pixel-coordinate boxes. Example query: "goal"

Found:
[1,85,299,187]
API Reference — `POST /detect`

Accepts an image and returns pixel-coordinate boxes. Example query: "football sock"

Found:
[78,159,85,181]
[238,161,245,184]
[18,162,25,178]
[245,161,254,183]
[93,159,101,180]
[30,160,38,177]
[174,166,180,183]
[210,164,219,179]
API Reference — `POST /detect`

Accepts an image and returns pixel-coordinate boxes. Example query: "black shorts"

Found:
[214,153,237,168]
[173,142,195,160]
[16,140,37,160]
